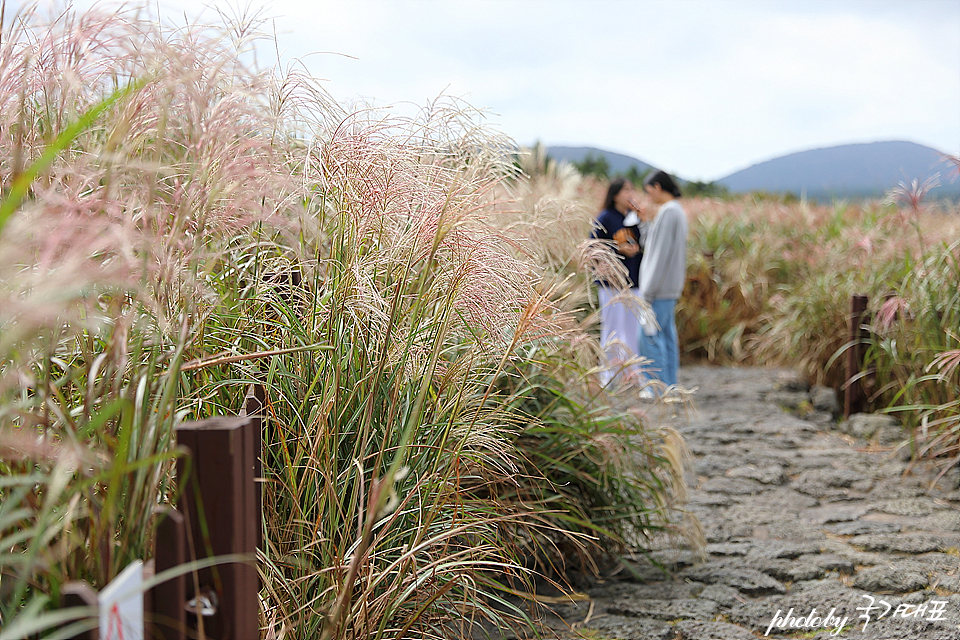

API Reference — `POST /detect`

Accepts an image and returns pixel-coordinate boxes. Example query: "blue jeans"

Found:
[639,298,679,388]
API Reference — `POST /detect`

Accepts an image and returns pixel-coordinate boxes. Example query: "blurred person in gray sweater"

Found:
[639,170,688,390]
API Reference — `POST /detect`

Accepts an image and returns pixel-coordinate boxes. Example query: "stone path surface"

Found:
[498,365,960,640]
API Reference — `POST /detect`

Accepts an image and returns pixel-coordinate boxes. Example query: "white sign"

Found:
[98,560,144,640]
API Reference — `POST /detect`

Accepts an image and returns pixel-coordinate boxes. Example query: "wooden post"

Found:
[150,507,188,640]
[174,415,261,640]
[239,383,265,551]
[844,294,870,418]
[60,582,99,640]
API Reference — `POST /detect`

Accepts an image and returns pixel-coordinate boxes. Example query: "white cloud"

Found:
[28,0,960,179]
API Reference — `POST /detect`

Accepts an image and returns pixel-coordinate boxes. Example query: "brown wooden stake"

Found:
[844,294,870,418]
[240,383,265,551]
[60,582,99,640]
[150,507,188,640]
[175,415,261,640]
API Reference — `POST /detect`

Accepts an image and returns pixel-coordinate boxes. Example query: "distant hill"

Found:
[544,141,959,201]
[718,141,959,201]
[546,146,657,176]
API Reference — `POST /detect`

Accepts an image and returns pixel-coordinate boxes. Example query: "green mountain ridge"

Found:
[546,141,959,201]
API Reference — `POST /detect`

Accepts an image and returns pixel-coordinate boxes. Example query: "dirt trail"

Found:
[496,365,960,640]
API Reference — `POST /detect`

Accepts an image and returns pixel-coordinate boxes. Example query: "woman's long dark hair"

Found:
[643,170,682,198]
[602,177,628,211]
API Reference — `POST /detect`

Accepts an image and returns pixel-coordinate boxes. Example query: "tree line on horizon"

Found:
[570,151,732,199]
[562,148,960,206]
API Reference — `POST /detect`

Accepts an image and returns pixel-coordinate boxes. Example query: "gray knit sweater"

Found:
[638,199,688,301]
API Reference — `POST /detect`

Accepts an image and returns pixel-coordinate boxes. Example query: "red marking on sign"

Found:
[105,602,126,640]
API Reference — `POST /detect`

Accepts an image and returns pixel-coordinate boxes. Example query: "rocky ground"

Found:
[488,364,960,640]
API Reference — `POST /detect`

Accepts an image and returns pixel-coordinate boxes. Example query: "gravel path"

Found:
[497,365,960,640]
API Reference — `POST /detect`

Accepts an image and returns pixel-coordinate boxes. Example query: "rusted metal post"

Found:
[174,414,261,640]
[844,294,870,418]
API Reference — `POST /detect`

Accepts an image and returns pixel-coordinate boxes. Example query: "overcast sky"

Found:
[32,0,960,181]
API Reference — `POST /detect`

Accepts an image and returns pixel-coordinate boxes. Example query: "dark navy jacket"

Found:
[591,207,642,288]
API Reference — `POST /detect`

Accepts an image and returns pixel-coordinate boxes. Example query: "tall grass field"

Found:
[680,187,960,476]
[1,3,957,640]
[0,6,687,639]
